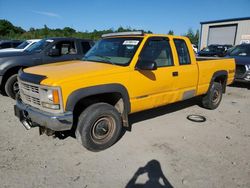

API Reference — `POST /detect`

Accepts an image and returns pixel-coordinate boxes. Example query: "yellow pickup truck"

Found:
[14,32,235,151]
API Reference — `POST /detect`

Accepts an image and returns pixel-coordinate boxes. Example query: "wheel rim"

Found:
[212,89,221,104]
[13,81,19,94]
[91,116,115,144]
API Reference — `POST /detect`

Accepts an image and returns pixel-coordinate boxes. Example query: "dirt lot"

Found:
[0,84,250,188]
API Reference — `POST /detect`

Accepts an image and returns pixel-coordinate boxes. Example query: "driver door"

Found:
[129,37,178,113]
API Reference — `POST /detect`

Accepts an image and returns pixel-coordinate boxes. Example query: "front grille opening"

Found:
[19,81,41,108]
[23,94,41,105]
[21,83,39,93]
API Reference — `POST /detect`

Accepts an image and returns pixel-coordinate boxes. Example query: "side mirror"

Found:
[135,59,157,71]
[48,49,60,56]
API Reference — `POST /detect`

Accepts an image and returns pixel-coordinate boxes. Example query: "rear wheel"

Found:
[5,74,19,99]
[201,82,223,110]
[75,103,122,152]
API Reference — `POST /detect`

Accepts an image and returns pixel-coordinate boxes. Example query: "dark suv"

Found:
[227,44,250,82]
[0,40,23,49]
[198,44,233,57]
[0,37,94,99]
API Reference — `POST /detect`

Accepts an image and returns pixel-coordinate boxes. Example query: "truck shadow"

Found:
[55,97,199,140]
[228,82,250,90]
[125,159,173,188]
[128,97,199,130]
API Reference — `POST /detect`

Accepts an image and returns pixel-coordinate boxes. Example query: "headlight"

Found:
[40,86,62,111]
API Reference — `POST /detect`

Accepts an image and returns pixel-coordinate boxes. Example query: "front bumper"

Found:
[234,78,250,83]
[14,99,73,131]
[235,71,250,83]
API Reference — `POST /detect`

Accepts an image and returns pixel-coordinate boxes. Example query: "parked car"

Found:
[198,44,233,57]
[226,43,250,82]
[0,39,41,53]
[192,44,198,53]
[14,32,235,151]
[0,40,23,49]
[0,37,94,99]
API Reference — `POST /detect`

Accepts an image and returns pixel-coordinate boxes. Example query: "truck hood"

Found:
[23,60,130,85]
[0,51,32,58]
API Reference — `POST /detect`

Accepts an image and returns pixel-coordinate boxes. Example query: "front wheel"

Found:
[75,103,122,152]
[201,82,223,110]
[5,74,19,99]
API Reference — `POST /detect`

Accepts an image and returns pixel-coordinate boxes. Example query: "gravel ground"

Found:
[0,84,250,188]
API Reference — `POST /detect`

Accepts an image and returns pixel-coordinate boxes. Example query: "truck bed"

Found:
[196,57,235,95]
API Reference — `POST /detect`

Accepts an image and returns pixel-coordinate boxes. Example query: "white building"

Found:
[199,17,250,50]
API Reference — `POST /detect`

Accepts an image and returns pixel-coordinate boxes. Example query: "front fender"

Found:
[0,58,16,75]
[65,84,131,113]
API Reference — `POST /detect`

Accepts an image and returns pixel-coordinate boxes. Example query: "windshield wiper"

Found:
[86,55,115,65]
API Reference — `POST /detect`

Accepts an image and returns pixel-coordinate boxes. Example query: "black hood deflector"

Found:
[18,69,47,84]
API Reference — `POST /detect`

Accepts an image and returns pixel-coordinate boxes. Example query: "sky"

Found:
[0,0,249,35]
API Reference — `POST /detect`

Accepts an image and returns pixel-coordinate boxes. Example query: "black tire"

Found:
[5,74,19,99]
[75,103,122,152]
[201,82,223,110]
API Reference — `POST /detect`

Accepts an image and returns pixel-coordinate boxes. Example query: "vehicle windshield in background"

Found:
[228,44,250,57]
[83,37,143,66]
[15,41,29,49]
[25,39,53,53]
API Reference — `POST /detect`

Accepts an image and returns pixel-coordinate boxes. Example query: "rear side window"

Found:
[140,37,173,67]
[174,39,191,65]
[81,42,91,54]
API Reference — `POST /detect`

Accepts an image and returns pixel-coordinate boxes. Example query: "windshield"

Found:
[25,39,53,53]
[15,41,29,49]
[228,45,250,57]
[83,37,143,66]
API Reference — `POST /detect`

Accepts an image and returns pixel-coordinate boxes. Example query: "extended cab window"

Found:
[52,41,77,55]
[139,38,173,67]
[174,39,191,65]
[83,37,142,66]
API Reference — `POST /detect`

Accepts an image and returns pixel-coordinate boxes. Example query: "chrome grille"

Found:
[22,94,40,105]
[19,80,41,108]
[21,82,39,93]
[235,65,246,78]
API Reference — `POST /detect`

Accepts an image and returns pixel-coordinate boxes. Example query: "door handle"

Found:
[172,71,178,77]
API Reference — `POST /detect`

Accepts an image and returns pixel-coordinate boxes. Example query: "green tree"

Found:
[0,19,25,37]
[194,29,199,46]
[42,25,49,37]
[63,27,76,33]
[0,19,153,40]
[167,30,174,35]
[185,28,199,46]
